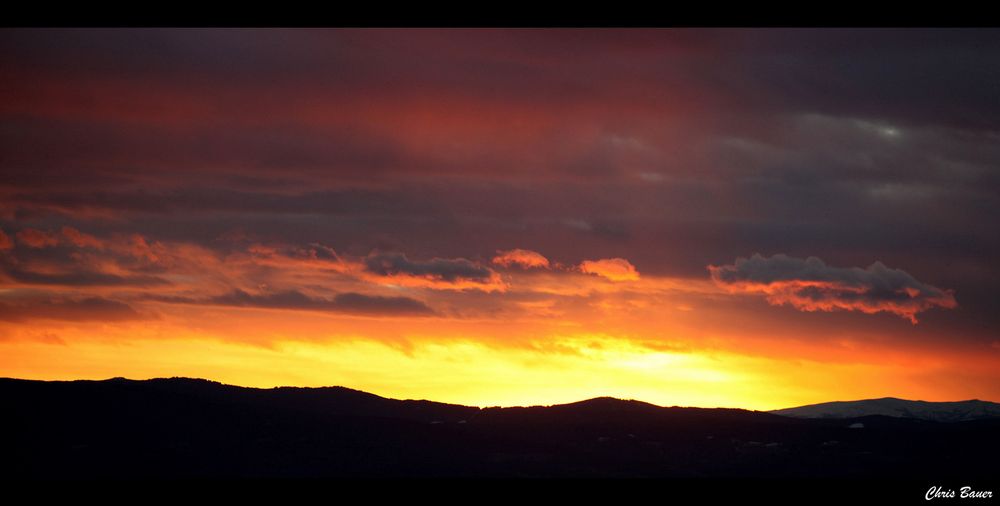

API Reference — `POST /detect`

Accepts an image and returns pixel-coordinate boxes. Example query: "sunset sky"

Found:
[1,28,999,410]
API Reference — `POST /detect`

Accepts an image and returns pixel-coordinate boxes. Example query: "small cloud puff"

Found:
[492,249,551,269]
[579,258,640,282]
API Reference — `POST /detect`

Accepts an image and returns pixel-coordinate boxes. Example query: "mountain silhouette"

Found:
[2,377,998,480]
[770,397,1000,422]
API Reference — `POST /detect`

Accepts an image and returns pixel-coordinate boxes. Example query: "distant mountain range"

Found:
[770,397,1000,422]
[2,377,998,481]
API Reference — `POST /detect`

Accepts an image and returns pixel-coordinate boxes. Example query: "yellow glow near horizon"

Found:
[3,327,994,410]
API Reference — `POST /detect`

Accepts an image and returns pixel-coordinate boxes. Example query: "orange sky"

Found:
[2,29,999,409]
[1,242,995,409]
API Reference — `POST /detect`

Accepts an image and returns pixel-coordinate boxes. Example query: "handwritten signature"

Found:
[926,486,994,500]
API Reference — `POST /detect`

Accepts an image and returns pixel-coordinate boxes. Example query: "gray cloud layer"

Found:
[709,254,958,323]
[0,295,142,322]
[156,289,435,317]
[2,29,999,339]
[363,251,495,283]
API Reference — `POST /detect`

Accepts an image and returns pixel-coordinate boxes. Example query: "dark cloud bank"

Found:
[709,254,958,323]
[2,28,999,338]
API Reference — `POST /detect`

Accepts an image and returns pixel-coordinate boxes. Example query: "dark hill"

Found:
[770,397,1000,422]
[2,377,998,480]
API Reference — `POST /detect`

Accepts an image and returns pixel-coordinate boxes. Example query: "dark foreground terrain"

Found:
[2,377,998,489]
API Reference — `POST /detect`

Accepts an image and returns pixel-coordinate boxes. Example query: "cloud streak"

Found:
[16,228,60,248]
[363,251,504,291]
[0,295,142,322]
[155,289,436,317]
[708,254,957,323]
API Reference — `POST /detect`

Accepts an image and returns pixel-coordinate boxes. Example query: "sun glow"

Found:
[3,312,994,411]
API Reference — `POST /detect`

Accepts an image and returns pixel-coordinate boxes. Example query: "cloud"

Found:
[125,234,163,264]
[579,258,640,282]
[0,295,142,322]
[157,289,435,317]
[245,242,348,273]
[708,254,958,323]
[363,251,503,290]
[2,29,999,341]
[0,267,170,287]
[60,226,104,249]
[16,228,60,248]
[0,228,222,290]
[5,226,105,251]
[492,249,551,269]
[0,233,173,287]
[328,292,435,316]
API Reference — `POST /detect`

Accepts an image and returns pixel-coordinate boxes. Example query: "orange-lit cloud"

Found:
[16,228,60,248]
[709,254,958,323]
[579,258,640,282]
[492,249,551,269]
[59,226,105,249]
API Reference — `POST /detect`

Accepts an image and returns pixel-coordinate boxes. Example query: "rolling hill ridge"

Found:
[2,377,998,480]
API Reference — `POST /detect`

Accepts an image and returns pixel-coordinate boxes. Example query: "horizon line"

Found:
[2,375,996,411]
